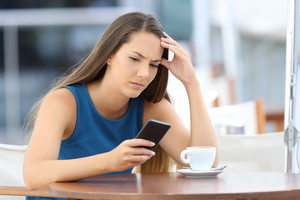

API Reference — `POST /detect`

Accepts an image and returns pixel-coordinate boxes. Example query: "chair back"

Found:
[208,99,266,135]
[217,132,285,172]
[0,143,27,200]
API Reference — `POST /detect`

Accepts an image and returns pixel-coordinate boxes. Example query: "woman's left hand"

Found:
[160,33,197,87]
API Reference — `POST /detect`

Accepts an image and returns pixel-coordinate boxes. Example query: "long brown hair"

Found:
[25,12,175,173]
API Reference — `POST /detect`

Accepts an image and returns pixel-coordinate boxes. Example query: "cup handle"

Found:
[180,150,191,164]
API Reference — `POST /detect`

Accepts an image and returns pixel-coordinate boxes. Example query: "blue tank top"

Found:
[27,83,145,200]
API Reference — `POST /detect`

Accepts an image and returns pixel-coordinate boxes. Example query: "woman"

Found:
[23,12,218,200]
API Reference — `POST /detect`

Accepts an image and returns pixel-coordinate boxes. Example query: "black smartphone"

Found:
[135,119,171,151]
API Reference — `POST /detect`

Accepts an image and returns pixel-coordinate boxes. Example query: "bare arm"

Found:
[23,89,155,190]
[148,33,218,167]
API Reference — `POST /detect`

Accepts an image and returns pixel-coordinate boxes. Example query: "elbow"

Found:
[24,182,36,191]
[23,172,38,191]
[24,178,36,191]
[23,167,47,191]
[23,175,48,191]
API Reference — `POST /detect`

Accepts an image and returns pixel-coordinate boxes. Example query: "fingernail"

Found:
[151,142,155,146]
[151,151,155,156]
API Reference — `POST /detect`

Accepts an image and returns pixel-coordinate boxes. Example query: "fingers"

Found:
[110,139,156,172]
[129,138,155,148]
[161,32,178,46]
[131,147,156,157]
[170,46,191,65]
[161,33,189,58]
[122,141,155,167]
[124,139,155,157]
[128,154,153,163]
[161,41,189,61]
[160,58,170,69]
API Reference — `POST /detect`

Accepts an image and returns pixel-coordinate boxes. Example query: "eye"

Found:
[129,57,139,62]
[150,64,159,68]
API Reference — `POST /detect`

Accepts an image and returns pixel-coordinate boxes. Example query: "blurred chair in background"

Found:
[0,144,27,200]
[0,144,26,187]
[208,99,266,135]
[265,106,285,132]
[216,132,285,172]
[207,97,286,173]
[0,144,57,199]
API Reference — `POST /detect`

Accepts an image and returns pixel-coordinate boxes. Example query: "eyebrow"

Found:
[131,51,161,63]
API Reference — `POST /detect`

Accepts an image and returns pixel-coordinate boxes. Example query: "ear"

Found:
[106,56,112,65]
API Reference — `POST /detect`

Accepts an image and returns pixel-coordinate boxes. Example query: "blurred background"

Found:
[0,0,288,144]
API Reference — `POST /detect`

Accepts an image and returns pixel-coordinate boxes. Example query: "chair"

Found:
[216,132,285,172]
[0,144,57,199]
[208,99,266,135]
[0,144,27,187]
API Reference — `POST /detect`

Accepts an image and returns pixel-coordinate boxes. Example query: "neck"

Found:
[86,79,130,120]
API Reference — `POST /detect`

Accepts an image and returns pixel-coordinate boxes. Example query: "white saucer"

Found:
[177,169,224,178]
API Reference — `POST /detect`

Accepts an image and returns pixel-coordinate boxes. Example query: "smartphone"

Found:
[135,119,171,151]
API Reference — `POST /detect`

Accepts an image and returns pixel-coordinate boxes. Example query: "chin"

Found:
[128,93,142,98]
[126,91,143,99]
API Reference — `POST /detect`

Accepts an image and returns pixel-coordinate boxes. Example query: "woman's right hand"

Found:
[108,139,155,172]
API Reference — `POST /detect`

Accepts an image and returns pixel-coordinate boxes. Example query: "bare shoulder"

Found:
[144,98,172,111]
[42,88,75,110]
[44,87,74,101]
[40,87,77,121]
[36,88,77,140]
[143,98,178,124]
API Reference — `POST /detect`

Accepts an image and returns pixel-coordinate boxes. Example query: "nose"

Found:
[137,63,149,79]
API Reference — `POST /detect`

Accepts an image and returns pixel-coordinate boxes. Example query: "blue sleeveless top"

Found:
[27,83,145,200]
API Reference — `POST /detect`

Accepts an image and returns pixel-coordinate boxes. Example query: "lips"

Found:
[131,82,144,88]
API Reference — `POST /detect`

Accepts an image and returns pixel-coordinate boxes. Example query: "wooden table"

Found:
[49,172,300,200]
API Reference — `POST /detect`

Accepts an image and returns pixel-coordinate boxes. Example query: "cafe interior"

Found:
[0,0,300,199]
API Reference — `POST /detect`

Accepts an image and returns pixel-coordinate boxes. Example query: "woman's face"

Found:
[106,31,163,98]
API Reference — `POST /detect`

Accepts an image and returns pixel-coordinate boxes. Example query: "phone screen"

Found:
[135,119,171,150]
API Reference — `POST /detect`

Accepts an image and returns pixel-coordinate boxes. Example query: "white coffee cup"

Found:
[180,146,216,171]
